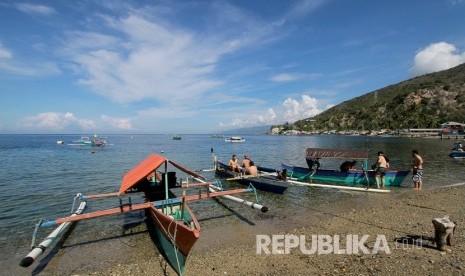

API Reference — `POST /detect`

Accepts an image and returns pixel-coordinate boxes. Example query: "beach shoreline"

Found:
[12,184,465,275]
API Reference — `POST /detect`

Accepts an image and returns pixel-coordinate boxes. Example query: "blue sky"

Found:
[1,0,465,134]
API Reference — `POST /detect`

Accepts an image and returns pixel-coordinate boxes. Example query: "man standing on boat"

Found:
[411,150,424,190]
[373,151,389,189]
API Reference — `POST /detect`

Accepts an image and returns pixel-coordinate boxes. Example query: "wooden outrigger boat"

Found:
[215,160,289,194]
[20,154,267,275]
[283,148,410,187]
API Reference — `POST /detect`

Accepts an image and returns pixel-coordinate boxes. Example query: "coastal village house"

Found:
[441,121,465,135]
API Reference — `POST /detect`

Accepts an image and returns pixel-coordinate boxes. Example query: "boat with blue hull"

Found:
[283,148,410,187]
[215,161,289,194]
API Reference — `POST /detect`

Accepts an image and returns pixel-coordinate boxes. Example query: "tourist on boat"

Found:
[228,154,242,173]
[245,161,258,176]
[373,151,389,189]
[340,160,358,173]
[241,155,251,169]
[411,150,424,190]
[277,168,288,181]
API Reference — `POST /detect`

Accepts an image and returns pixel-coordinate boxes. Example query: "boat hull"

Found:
[449,150,465,158]
[282,164,409,187]
[146,201,200,275]
[215,161,288,194]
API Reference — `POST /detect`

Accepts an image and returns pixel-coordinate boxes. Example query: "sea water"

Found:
[0,134,463,272]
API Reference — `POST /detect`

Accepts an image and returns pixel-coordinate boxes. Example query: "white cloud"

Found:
[18,112,96,130]
[411,42,465,76]
[270,72,322,82]
[270,73,299,82]
[0,42,60,77]
[0,43,12,59]
[282,95,322,122]
[16,3,55,15]
[219,94,324,129]
[100,115,132,130]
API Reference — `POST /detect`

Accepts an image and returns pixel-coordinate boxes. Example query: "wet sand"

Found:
[16,184,465,275]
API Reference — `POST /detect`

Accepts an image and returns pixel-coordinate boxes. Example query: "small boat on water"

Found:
[449,142,465,158]
[214,160,289,194]
[172,136,182,140]
[283,148,410,187]
[70,135,107,147]
[225,136,245,143]
[20,154,267,275]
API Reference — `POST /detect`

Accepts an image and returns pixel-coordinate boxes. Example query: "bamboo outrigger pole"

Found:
[20,194,87,267]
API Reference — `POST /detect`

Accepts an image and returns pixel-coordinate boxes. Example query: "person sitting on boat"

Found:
[277,168,288,181]
[228,154,242,173]
[453,142,464,151]
[306,157,321,172]
[373,151,389,189]
[245,161,258,176]
[241,155,251,169]
[340,160,358,173]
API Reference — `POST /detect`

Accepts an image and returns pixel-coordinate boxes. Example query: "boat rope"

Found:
[151,206,184,275]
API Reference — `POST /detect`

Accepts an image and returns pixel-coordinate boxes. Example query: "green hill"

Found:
[283,63,465,132]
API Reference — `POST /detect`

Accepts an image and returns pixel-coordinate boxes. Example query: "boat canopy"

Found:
[305,148,368,159]
[119,154,205,195]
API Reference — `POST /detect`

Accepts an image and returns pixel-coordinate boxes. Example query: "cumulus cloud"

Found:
[16,3,55,15]
[219,94,324,129]
[411,42,465,76]
[18,112,96,131]
[282,95,322,122]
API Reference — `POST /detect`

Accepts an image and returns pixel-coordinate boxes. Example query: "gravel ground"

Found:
[23,185,465,275]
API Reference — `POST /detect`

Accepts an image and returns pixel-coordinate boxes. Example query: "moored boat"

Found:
[284,148,410,187]
[225,136,245,142]
[449,142,465,158]
[70,135,107,147]
[215,160,289,194]
[20,154,266,275]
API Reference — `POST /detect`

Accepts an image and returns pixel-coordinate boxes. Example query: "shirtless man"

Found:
[228,154,241,173]
[241,155,251,169]
[246,161,258,176]
[411,150,424,190]
[373,151,388,189]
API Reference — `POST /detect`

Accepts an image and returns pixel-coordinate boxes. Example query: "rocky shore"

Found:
[22,184,465,276]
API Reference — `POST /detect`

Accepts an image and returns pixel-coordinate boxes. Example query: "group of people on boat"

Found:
[228,154,258,176]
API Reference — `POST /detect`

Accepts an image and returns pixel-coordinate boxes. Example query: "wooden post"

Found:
[432,216,456,251]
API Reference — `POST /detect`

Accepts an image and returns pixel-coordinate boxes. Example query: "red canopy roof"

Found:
[119,154,166,195]
[119,154,206,195]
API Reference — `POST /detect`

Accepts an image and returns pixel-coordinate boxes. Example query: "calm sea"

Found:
[1,134,463,272]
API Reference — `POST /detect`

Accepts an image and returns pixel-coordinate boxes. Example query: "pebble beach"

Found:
[30,183,465,276]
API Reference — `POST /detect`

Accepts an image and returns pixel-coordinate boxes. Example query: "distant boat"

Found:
[70,136,107,147]
[225,136,245,143]
[211,134,224,138]
[449,142,465,158]
[56,140,64,145]
[172,136,182,140]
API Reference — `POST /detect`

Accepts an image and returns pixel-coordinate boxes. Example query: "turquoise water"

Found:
[1,134,463,272]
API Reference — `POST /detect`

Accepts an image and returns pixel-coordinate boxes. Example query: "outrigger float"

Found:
[20,154,267,275]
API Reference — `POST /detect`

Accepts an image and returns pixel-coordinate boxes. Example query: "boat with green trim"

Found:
[20,154,267,275]
[283,148,410,187]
